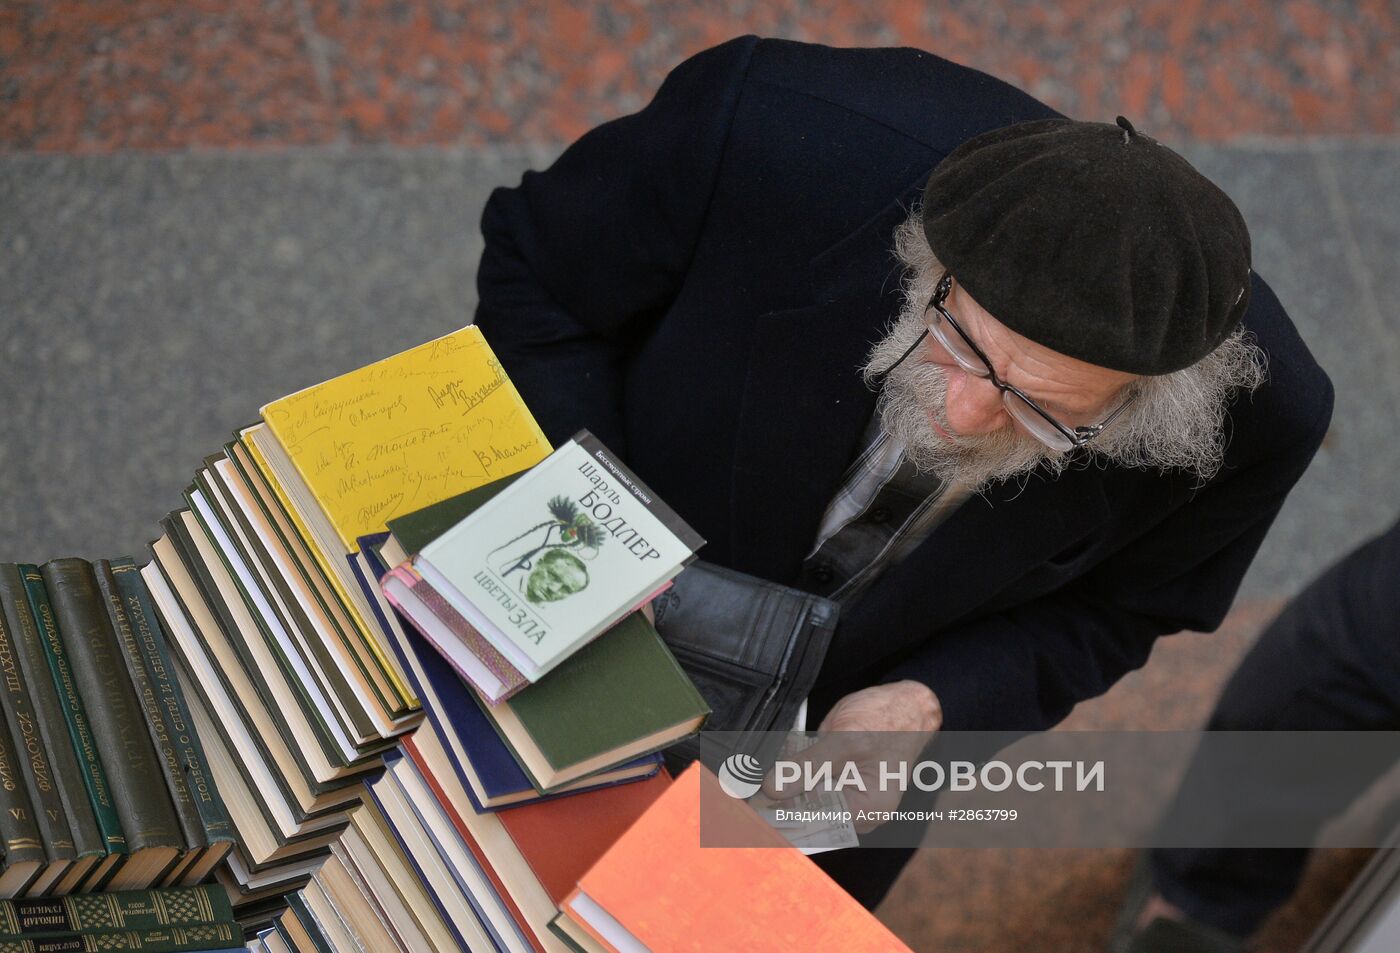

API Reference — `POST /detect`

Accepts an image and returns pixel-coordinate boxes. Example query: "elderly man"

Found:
[474,36,1332,906]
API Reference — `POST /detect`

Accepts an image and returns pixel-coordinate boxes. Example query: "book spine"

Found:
[39,560,182,856]
[0,919,243,952]
[0,566,104,864]
[16,569,125,857]
[0,885,232,937]
[0,578,75,867]
[283,896,335,953]
[398,738,545,953]
[106,561,234,854]
[91,563,205,859]
[0,702,45,885]
[203,460,379,744]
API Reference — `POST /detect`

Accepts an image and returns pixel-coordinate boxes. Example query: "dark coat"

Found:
[474,36,1333,733]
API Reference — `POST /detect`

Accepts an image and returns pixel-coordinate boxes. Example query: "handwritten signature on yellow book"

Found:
[261,326,550,552]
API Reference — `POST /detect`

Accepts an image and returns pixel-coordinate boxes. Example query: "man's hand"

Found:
[765,681,942,833]
[818,680,942,735]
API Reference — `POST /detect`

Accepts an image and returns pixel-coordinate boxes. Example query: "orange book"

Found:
[497,768,673,905]
[563,764,912,952]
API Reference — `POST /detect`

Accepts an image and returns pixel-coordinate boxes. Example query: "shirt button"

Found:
[811,564,834,584]
[869,507,892,524]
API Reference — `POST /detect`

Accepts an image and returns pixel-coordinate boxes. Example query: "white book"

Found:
[416,430,703,681]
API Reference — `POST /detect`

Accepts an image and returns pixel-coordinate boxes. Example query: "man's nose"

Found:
[943,370,1011,435]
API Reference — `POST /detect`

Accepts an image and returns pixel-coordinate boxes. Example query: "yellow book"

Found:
[261,325,550,550]
[255,325,551,714]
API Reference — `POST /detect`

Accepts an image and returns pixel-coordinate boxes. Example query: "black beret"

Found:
[921,117,1252,375]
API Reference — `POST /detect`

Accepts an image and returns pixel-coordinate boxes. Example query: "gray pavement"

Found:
[2,143,1397,606]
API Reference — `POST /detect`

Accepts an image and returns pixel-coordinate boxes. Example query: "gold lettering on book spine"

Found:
[105,588,185,810]
[0,611,54,793]
[29,585,114,811]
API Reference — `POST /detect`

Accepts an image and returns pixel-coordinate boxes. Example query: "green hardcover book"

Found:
[91,561,206,883]
[0,885,232,937]
[0,918,243,952]
[17,568,127,876]
[549,910,602,953]
[0,565,110,895]
[382,471,524,563]
[476,611,708,792]
[39,559,183,891]
[0,703,45,899]
[0,577,76,894]
[107,560,236,887]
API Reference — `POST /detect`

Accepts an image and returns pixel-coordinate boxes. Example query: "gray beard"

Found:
[863,307,1067,493]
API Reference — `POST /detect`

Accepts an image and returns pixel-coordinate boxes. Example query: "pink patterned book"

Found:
[380,564,528,704]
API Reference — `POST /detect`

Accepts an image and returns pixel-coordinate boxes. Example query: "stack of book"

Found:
[130,325,554,908]
[239,442,905,949]
[5,323,909,951]
[237,430,718,949]
[0,557,234,900]
[241,744,911,953]
[376,435,710,792]
[384,430,705,704]
[0,885,246,952]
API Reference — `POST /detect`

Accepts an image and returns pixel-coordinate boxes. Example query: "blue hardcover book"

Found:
[355,535,660,811]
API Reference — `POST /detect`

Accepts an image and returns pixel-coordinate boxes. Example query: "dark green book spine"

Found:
[16,568,125,857]
[38,560,181,856]
[106,561,234,854]
[0,566,103,864]
[0,582,74,865]
[0,701,45,879]
[0,884,232,937]
[90,563,204,859]
[0,918,242,952]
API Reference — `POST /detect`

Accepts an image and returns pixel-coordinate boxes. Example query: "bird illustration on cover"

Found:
[488,495,605,605]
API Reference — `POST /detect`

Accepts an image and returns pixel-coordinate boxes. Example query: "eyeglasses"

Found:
[920,273,1136,452]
